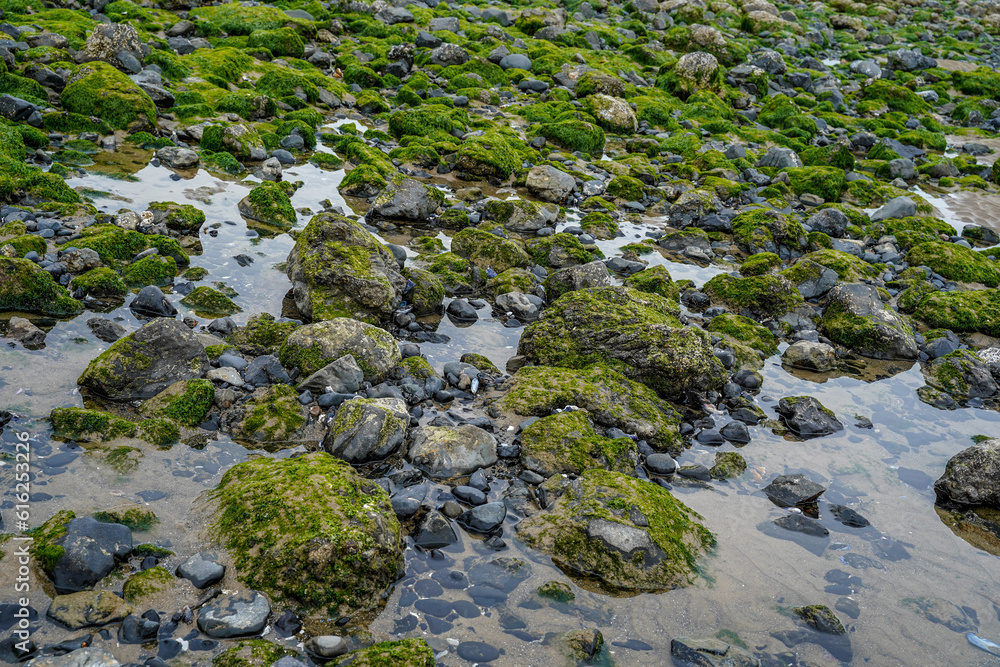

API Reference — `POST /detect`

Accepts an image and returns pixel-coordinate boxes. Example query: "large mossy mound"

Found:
[0,258,83,316]
[516,469,715,592]
[209,452,404,617]
[61,62,156,130]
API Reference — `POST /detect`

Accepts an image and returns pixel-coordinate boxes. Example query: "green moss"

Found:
[4,234,46,257]
[913,289,1000,337]
[60,62,156,130]
[731,208,806,253]
[784,166,845,202]
[340,639,435,667]
[579,211,619,239]
[234,384,306,445]
[134,544,173,558]
[706,313,778,356]
[703,274,802,319]
[398,356,438,380]
[906,242,1000,287]
[209,452,403,615]
[521,410,637,476]
[50,407,136,442]
[73,226,148,261]
[526,233,602,268]
[605,175,645,200]
[451,227,530,273]
[211,640,297,667]
[454,131,521,179]
[623,265,679,301]
[861,80,931,115]
[0,257,82,316]
[137,418,180,447]
[241,181,296,231]
[247,27,304,58]
[121,255,177,288]
[710,452,747,479]
[537,119,606,155]
[798,248,881,281]
[227,313,300,355]
[180,286,241,316]
[143,379,215,427]
[148,201,206,233]
[28,510,74,573]
[122,566,173,603]
[740,252,782,276]
[93,507,158,531]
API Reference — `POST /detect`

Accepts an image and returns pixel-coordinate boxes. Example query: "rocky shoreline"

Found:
[2,0,1000,663]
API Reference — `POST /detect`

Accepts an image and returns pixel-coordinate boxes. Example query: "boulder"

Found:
[285,213,406,324]
[822,283,918,359]
[806,208,849,238]
[516,470,714,592]
[526,165,576,203]
[61,62,155,130]
[520,410,637,476]
[322,397,409,463]
[782,259,838,299]
[670,637,759,667]
[297,354,364,394]
[197,591,270,638]
[934,439,1000,508]
[451,228,530,273]
[763,474,826,507]
[484,199,558,234]
[78,319,210,400]
[129,284,177,318]
[225,385,309,446]
[670,51,720,97]
[208,453,403,616]
[544,260,613,300]
[586,94,637,135]
[870,196,916,222]
[922,350,999,403]
[155,146,199,169]
[237,182,295,232]
[34,514,132,593]
[775,396,844,437]
[0,258,83,316]
[517,287,726,400]
[177,551,225,588]
[83,23,143,71]
[407,425,498,478]
[6,316,46,349]
[279,319,400,382]
[370,178,441,221]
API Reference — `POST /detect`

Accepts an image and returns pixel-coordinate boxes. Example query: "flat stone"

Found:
[197,591,270,638]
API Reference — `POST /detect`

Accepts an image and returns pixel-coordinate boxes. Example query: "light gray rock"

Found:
[297,354,364,394]
[322,397,409,463]
[197,591,270,638]
[782,341,838,372]
[526,165,575,203]
[177,551,225,589]
[870,196,916,222]
[155,146,199,169]
[28,649,120,667]
[407,424,498,478]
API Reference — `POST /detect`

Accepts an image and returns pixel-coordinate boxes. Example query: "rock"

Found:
[155,146,198,169]
[499,364,683,453]
[526,165,576,203]
[784,259,838,299]
[922,350,998,402]
[83,23,142,71]
[0,258,83,316]
[237,182,294,231]
[451,228,530,273]
[297,354,364,394]
[78,319,209,400]
[279,319,400,383]
[129,285,177,318]
[887,48,936,72]
[775,396,844,437]
[484,198,558,234]
[518,287,726,400]
[520,410,636,476]
[26,649,120,667]
[207,366,243,385]
[671,52,720,98]
[176,551,225,588]
[285,213,406,325]
[710,451,747,479]
[242,355,291,387]
[495,292,542,321]
[646,452,677,475]
[340,639,435,665]
[36,514,132,593]
[544,260,612,300]
[806,208,849,239]
[587,94,637,134]
[757,146,803,169]
[934,439,1000,508]
[305,636,348,658]
[61,248,101,274]
[371,179,441,221]
[782,341,838,372]
[870,196,916,222]
[0,94,36,122]
[47,591,135,629]
[499,53,531,71]
[670,636,759,667]
[407,424,498,478]
[431,43,469,66]
[6,316,45,348]
[414,509,459,549]
[447,298,479,321]
[323,397,409,463]
[87,317,125,343]
[822,283,918,359]
[517,470,714,592]
[763,474,826,507]
[226,384,311,445]
[208,454,402,617]
[61,62,155,131]
[197,591,270,638]
[458,502,507,533]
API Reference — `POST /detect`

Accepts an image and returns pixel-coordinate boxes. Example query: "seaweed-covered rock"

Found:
[285,213,406,324]
[922,350,998,402]
[913,289,1000,337]
[340,639,435,667]
[322,397,409,463]
[279,319,400,381]
[520,410,637,476]
[668,52,721,98]
[227,385,308,446]
[140,379,215,427]
[0,258,83,316]
[370,178,443,221]
[32,513,132,594]
[906,241,1000,287]
[934,439,1000,508]
[238,181,295,232]
[407,424,497,478]
[180,286,241,316]
[585,94,638,134]
[821,283,918,359]
[47,591,135,629]
[516,470,714,592]
[703,274,802,320]
[544,260,613,300]
[209,453,403,617]
[78,319,210,400]
[484,198,558,233]
[451,227,530,273]
[782,341,838,372]
[61,62,155,131]
[518,287,725,399]
[775,396,844,437]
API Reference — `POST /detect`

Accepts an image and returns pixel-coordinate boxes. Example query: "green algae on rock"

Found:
[209,452,403,617]
[227,385,307,447]
[60,62,156,130]
[279,318,400,381]
[0,258,83,316]
[180,286,242,316]
[520,410,637,477]
[237,181,296,233]
[516,469,714,593]
[703,274,803,320]
[141,379,215,427]
[340,639,435,667]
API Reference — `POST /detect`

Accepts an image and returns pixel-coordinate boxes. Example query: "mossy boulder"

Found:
[60,62,156,130]
[921,350,998,403]
[209,452,403,617]
[526,233,602,269]
[710,452,747,480]
[520,410,637,476]
[797,248,882,282]
[584,94,638,135]
[784,166,845,202]
[906,242,1000,287]
[499,364,682,453]
[518,287,726,399]
[227,385,308,447]
[488,267,538,296]
[401,266,444,316]
[451,227,530,273]
[703,274,803,320]
[209,640,296,667]
[454,131,520,179]
[140,379,215,427]
[122,566,194,605]
[731,208,807,255]
[226,312,300,355]
[740,252,782,276]
[147,201,206,234]
[50,407,137,442]
[706,313,778,357]
[238,182,296,233]
[121,255,176,288]
[78,319,210,400]
[537,119,606,155]
[70,267,126,299]
[516,469,714,592]
[279,318,400,382]
[201,123,265,161]
[180,286,241,316]
[340,639,435,667]
[822,283,918,360]
[285,213,405,324]
[913,289,1000,337]
[623,265,679,301]
[0,258,84,316]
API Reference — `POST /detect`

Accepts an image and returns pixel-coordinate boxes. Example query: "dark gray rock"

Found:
[763,474,826,508]
[934,439,1000,508]
[297,354,363,394]
[129,285,176,318]
[87,317,126,343]
[322,397,409,463]
[776,396,844,437]
[371,179,440,221]
[48,517,132,594]
[415,509,459,549]
[458,502,506,532]
[176,551,225,589]
[806,208,849,238]
[670,636,759,667]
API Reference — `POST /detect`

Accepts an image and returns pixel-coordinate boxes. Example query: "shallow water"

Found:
[3,136,1000,666]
